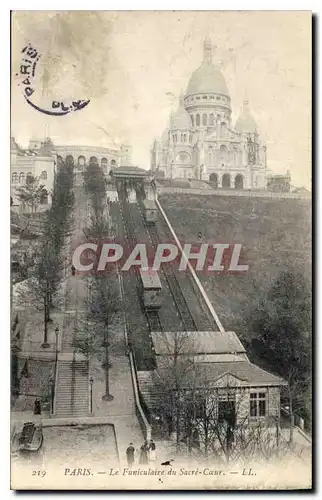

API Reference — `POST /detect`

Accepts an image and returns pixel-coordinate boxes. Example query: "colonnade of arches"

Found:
[190,113,229,130]
[209,173,244,189]
[57,154,117,170]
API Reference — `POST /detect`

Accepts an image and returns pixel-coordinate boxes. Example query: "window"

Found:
[181,134,184,142]
[217,96,221,100]
[183,134,187,143]
[19,172,25,184]
[26,172,33,184]
[209,114,215,126]
[196,114,200,126]
[40,171,47,180]
[12,173,18,184]
[202,95,208,100]
[202,114,207,126]
[78,155,86,166]
[250,392,266,418]
[191,115,194,127]
[196,96,200,100]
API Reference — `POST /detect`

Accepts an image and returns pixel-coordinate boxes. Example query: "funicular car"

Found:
[139,268,162,310]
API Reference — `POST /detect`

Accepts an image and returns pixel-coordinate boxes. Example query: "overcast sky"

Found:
[12,11,311,187]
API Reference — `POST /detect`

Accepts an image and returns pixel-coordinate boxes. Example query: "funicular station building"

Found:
[109,166,287,448]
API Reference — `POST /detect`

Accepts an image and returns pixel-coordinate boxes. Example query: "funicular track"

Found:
[137,199,198,332]
[119,190,163,334]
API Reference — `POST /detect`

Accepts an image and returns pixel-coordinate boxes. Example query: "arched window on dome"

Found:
[191,115,194,127]
[19,172,25,184]
[180,134,184,142]
[196,114,200,126]
[202,114,207,126]
[209,114,215,126]
[183,134,187,143]
[12,172,18,184]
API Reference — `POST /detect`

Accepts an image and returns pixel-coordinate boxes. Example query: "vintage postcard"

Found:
[10,11,312,490]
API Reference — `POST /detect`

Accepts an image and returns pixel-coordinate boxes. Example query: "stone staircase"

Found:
[55,360,89,417]
[137,370,163,410]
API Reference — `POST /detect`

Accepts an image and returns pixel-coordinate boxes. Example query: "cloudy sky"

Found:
[12,11,311,187]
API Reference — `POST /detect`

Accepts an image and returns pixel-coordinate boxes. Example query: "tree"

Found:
[152,331,199,452]
[15,175,46,213]
[73,275,120,400]
[249,269,312,438]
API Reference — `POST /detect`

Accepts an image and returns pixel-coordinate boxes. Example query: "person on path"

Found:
[149,439,156,462]
[126,443,135,467]
[71,265,76,276]
[33,397,41,415]
[139,442,149,465]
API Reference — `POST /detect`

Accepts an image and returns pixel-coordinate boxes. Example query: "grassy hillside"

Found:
[158,193,312,346]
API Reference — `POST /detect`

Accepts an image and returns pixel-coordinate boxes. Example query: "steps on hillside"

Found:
[137,370,163,410]
[55,360,89,418]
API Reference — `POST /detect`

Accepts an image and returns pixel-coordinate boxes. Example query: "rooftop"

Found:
[157,360,287,388]
[151,331,246,356]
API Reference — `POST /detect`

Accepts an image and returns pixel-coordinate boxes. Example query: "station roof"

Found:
[151,331,246,356]
[110,166,150,178]
[157,360,287,388]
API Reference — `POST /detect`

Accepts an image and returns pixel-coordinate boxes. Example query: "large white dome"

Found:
[186,62,229,96]
[186,38,230,97]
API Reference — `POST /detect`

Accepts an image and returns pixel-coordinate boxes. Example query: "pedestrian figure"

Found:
[126,442,135,467]
[33,397,41,415]
[149,439,156,462]
[139,442,149,465]
[71,265,76,276]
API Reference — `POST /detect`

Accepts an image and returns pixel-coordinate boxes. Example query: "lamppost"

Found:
[54,327,59,366]
[89,376,94,415]
[49,377,54,414]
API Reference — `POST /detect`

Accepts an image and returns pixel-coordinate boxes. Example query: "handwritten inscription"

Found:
[17,42,90,116]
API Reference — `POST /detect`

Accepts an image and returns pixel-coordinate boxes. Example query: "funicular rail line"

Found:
[120,192,163,333]
[137,199,198,332]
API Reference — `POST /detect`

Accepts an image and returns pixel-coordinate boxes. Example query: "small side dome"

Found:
[161,128,169,141]
[235,100,258,134]
[171,94,191,130]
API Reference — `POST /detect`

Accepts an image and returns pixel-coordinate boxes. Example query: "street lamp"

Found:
[89,376,94,415]
[49,377,54,414]
[54,327,59,364]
